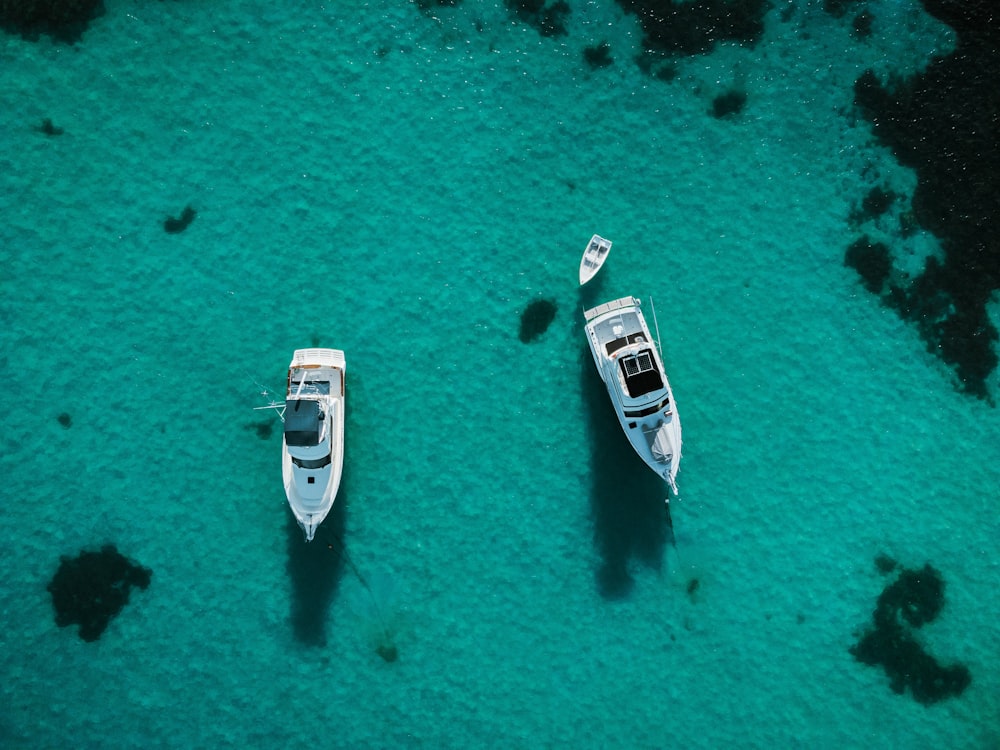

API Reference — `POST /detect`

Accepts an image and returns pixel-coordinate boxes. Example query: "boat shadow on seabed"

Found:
[579,344,669,600]
[285,487,347,646]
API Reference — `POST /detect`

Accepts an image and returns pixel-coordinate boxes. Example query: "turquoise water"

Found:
[2,1,998,747]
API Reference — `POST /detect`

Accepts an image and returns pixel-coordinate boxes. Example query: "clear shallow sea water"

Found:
[1,1,998,747]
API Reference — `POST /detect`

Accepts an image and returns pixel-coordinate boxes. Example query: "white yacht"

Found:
[584,297,682,493]
[281,348,346,541]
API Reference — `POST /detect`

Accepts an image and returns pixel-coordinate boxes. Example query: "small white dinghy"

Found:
[579,234,612,285]
[257,348,347,541]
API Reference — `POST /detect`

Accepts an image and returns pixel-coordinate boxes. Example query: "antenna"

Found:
[649,295,663,354]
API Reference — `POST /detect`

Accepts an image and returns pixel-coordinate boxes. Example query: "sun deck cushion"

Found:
[284,399,321,446]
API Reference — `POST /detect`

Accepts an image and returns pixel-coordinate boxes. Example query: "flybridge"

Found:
[284,399,323,447]
[619,349,665,398]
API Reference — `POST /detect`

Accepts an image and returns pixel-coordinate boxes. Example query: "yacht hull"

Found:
[584,297,681,492]
[281,348,346,541]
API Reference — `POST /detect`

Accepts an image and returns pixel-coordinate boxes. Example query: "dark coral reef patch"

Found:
[0,0,104,43]
[823,0,864,18]
[850,562,971,705]
[35,118,65,136]
[851,9,874,39]
[711,89,747,119]
[506,0,570,37]
[583,42,614,69]
[164,205,196,234]
[519,299,557,343]
[617,0,769,60]
[415,0,460,9]
[48,544,152,641]
[873,552,898,575]
[856,186,897,223]
[852,1,1000,398]
[845,236,892,295]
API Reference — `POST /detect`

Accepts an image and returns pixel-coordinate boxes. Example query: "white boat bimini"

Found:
[579,234,612,285]
[584,296,682,493]
[281,348,346,541]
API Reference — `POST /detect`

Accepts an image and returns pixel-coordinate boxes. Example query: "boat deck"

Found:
[581,238,610,270]
[589,310,648,355]
[579,235,612,285]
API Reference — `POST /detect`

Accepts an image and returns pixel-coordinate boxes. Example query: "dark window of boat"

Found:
[624,397,670,418]
[293,455,332,469]
[284,400,321,446]
[288,373,331,396]
[304,381,330,395]
[605,332,648,356]
[619,349,663,397]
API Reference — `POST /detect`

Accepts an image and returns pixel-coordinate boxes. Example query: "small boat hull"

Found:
[583,297,681,492]
[579,234,612,285]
